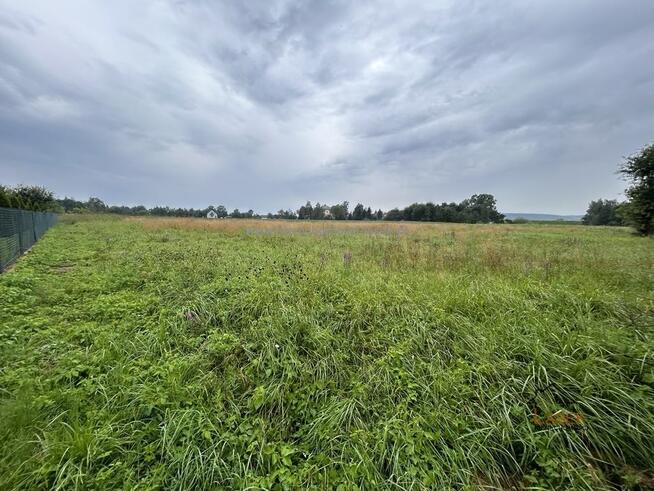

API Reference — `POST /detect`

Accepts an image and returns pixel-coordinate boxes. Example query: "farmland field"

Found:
[1,215,653,490]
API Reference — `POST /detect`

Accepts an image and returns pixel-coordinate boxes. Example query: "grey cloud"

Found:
[1,0,653,214]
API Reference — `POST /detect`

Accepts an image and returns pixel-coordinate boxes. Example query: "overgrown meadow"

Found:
[1,215,653,490]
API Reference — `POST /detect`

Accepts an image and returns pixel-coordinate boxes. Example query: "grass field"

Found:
[1,215,653,490]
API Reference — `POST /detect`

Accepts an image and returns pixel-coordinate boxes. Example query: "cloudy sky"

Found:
[1,1,653,214]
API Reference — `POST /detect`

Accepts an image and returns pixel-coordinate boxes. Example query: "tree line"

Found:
[293,195,505,223]
[0,187,506,224]
[582,143,653,235]
[295,201,384,220]
[384,194,504,223]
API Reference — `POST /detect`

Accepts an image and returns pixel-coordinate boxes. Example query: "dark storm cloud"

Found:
[1,0,653,213]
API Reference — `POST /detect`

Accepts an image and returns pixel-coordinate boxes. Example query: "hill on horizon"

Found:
[504,212,583,222]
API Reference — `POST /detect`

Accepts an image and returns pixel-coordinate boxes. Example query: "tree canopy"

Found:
[383,194,504,224]
[582,199,624,226]
[619,143,654,235]
[0,185,57,211]
[1,182,507,225]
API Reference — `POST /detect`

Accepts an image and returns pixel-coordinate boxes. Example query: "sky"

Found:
[1,1,653,214]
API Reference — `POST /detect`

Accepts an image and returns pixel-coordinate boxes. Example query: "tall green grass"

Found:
[0,216,652,489]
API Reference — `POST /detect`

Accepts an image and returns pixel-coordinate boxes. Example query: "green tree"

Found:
[0,185,13,208]
[582,199,624,226]
[276,209,296,219]
[460,194,504,223]
[352,203,365,220]
[384,208,402,221]
[620,144,654,235]
[151,206,172,216]
[311,202,325,220]
[298,201,313,220]
[11,185,56,211]
[58,196,86,213]
[86,197,107,213]
[330,201,349,220]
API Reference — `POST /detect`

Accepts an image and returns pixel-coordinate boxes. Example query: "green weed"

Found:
[0,216,652,489]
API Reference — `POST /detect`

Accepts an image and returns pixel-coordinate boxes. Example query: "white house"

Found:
[206,210,218,219]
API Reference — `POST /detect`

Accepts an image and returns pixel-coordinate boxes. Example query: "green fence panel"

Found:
[0,208,20,271]
[0,207,58,271]
[18,210,34,253]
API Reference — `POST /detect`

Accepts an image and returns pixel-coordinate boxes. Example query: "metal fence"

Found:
[0,207,58,271]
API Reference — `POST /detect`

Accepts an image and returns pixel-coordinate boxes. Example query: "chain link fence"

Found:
[0,207,58,271]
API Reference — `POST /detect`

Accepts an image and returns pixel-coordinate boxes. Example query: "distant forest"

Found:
[1,186,506,224]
